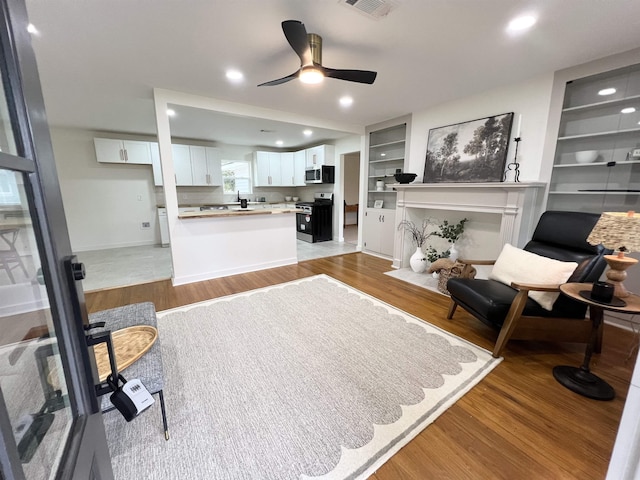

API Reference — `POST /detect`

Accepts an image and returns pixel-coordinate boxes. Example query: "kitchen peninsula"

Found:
[169,205,300,285]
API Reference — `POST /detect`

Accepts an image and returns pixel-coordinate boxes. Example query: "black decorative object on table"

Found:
[503,136,521,182]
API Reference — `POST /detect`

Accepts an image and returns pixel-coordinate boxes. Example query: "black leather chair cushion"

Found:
[446,211,610,330]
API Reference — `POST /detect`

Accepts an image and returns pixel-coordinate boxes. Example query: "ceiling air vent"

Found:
[340,0,400,19]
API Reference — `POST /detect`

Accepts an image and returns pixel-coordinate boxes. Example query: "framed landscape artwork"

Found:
[423,112,514,183]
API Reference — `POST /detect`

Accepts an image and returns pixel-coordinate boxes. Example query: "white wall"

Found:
[407,73,555,184]
[51,127,159,251]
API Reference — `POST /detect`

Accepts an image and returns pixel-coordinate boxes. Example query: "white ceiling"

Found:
[24,0,640,148]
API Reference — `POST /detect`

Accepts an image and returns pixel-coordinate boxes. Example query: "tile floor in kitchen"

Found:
[76,227,359,292]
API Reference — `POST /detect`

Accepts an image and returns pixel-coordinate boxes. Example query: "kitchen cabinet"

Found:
[190,146,222,186]
[172,144,193,186]
[94,138,152,164]
[253,146,333,186]
[254,151,284,186]
[150,142,163,186]
[280,152,296,186]
[363,208,395,257]
[306,144,334,168]
[150,143,221,187]
[547,63,640,213]
[294,150,306,185]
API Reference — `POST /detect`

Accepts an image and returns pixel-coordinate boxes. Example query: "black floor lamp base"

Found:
[553,365,615,401]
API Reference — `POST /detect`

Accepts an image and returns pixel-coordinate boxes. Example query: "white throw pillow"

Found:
[488,243,578,311]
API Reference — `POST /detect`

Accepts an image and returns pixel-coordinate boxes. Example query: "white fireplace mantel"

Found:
[392,182,547,269]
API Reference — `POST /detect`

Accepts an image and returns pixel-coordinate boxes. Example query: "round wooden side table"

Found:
[555,283,640,400]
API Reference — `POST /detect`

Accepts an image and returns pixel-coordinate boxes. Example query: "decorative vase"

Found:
[410,246,427,273]
[449,243,459,262]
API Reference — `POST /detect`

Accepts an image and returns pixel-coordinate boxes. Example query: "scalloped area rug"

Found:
[103,274,501,480]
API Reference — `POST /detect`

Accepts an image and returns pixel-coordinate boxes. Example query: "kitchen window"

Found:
[222,159,252,195]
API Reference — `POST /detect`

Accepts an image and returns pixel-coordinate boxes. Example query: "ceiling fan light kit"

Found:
[299,66,324,84]
[258,20,377,87]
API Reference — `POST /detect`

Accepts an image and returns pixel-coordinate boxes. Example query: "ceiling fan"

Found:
[258,20,377,87]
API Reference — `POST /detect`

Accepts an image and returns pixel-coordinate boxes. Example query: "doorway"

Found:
[343,152,360,246]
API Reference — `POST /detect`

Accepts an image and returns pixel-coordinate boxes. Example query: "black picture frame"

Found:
[422,112,514,183]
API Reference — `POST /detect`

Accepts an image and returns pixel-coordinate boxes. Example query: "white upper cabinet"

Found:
[253,146,334,186]
[254,151,285,186]
[205,147,222,185]
[150,143,222,187]
[305,145,334,168]
[150,142,163,186]
[254,151,271,186]
[190,146,222,186]
[280,152,295,186]
[294,150,306,186]
[172,144,193,186]
[94,138,152,164]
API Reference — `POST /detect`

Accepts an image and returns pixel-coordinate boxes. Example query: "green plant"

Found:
[397,218,436,247]
[432,218,468,243]
[426,246,450,262]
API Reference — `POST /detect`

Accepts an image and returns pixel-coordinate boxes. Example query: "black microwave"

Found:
[305,165,335,184]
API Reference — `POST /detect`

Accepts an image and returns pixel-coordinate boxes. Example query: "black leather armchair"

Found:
[446,211,610,358]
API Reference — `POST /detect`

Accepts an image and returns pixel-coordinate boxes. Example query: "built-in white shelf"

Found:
[370,140,405,149]
[562,94,640,113]
[369,157,404,164]
[553,160,640,168]
[558,127,640,141]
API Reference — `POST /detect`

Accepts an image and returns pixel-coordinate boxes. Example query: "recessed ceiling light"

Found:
[166,109,176,117]
[275,140,284,146]
[621,107,636,114]
[226,69,244,82]
[339,96,354,107]
[303,129,313,136]
[27,23,39,35]
[507,15,537,33]
[380,153,386,157]
[598,88,617,96]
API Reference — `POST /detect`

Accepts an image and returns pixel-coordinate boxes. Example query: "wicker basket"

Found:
[437,262,475,295]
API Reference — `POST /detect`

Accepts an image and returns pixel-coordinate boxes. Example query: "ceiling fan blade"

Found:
[323,67,377,84]
[282,20,312,66]
[257,70,300,87]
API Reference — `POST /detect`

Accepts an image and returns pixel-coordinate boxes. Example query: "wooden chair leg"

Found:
[492,289,530,358]
[447,300,458,319]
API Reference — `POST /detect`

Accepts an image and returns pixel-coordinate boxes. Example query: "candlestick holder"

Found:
[503,136,521,183]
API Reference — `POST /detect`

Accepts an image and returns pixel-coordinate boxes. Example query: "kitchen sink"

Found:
[200,205,228,211]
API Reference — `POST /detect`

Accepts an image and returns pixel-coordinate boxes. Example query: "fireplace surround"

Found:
[392,182,546,269]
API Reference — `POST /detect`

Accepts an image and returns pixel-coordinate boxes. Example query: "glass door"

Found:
[0,0,113,478]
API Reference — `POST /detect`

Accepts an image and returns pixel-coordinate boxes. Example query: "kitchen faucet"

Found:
[237,190,241,202]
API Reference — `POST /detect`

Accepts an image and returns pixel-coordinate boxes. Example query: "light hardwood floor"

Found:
[85,252,637,479]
